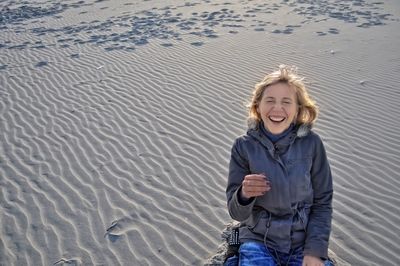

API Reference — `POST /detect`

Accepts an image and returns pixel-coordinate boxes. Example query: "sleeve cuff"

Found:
[237,186,255,205]
[303,247,328,260]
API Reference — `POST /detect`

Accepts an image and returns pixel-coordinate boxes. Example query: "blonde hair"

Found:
[248,65,318,126]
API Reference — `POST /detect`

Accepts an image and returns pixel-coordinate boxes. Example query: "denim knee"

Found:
[239,242,277,266]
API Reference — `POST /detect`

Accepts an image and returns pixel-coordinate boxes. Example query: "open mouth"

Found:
[268,116,286,123]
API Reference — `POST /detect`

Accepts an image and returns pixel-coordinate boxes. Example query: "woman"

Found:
[226,65,333,266]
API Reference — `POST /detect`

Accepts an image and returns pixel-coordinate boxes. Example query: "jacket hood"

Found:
[247,118,312,138]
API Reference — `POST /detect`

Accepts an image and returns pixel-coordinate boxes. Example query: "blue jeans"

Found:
[224,241,334,266]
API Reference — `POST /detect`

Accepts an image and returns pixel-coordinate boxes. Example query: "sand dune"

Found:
[1,0,400,265]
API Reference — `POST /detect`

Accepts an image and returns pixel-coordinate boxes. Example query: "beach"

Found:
[1,0,400,265]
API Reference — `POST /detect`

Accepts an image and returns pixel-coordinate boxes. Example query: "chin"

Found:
[271,130,284,134]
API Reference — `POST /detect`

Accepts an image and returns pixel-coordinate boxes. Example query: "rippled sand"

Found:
[1,0,400,265]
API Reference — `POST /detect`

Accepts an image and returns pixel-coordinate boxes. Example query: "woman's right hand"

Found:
[240,174,271,200]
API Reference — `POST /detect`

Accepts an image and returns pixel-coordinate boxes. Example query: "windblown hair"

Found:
[247,65,318,127]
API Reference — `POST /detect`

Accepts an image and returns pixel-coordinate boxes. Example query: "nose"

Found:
[271,102,283,109]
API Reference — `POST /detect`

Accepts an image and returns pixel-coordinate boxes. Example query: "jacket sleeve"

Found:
[304,134,333,259]
[226,138,256,221]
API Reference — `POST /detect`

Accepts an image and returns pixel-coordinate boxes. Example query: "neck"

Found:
[261,123,294,143]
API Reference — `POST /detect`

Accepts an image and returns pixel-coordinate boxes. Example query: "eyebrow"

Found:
[265,96,293,101]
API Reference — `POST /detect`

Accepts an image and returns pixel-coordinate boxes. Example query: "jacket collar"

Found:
[247,119,311,151]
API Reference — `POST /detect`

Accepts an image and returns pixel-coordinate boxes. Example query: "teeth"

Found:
[269,116,285,122]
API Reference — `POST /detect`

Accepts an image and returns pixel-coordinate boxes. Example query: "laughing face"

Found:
[257,82,298,134]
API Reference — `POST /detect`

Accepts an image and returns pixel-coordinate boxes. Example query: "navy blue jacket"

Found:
[226,122,333,259]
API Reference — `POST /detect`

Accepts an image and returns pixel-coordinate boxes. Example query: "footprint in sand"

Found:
[104,216,139,242]
[53,258,81,265]
[190,41,204,47]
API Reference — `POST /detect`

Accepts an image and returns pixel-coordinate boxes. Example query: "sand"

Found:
[1,0,400,265]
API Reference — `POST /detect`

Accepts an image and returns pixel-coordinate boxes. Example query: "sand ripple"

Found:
[1,0,400,265]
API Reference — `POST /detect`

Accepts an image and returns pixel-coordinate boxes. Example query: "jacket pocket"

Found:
[291,204,311,248]
[247,209,270,237]
[293,204,311,232]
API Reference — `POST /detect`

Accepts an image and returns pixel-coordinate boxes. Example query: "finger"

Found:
[243,192,267,198]
[243,185,272,197]
[242,184,270,194]
[244,174,267,180]
[245,192,265,198]
[243,179,270,188]
[244,185,269,192]
[243,185,271,195]
[244,182,271,192]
